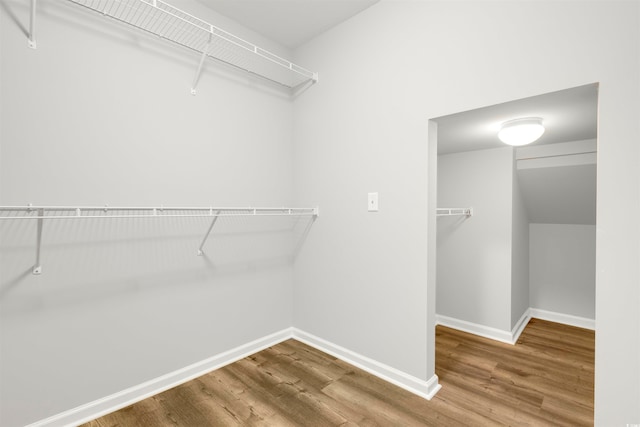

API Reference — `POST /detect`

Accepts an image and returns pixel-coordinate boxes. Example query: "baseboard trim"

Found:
[436,314,519,345]
[27,327,443,426]
[511,310,532,343]
[437,307,595,344]
[292,328,441,400]
[529,308,595,330]
[26,328,294,427]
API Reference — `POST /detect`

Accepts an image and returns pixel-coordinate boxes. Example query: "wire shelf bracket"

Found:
[47,0,320,92]
[0,205,319,274]
[28,0,37,48]
[436,207,473,217]
[33,208,44,274]
[191,34,212,95]
[197,209,221,256]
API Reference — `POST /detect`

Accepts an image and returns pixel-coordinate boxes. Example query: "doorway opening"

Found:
[427,84,598,421]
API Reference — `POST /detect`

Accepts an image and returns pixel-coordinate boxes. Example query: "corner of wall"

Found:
[24,328,294,427]
[436,312,531,346]
[293,328,442,400]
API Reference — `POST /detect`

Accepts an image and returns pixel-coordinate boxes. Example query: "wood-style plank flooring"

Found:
[83,318,594,426]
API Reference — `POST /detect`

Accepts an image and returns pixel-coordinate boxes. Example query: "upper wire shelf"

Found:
[63,0,318,91]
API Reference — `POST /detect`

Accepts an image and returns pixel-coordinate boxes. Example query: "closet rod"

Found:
[0,205,319,220]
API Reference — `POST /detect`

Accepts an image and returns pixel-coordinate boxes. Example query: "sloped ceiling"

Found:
[517,164,596,225]
[435,84,598,225]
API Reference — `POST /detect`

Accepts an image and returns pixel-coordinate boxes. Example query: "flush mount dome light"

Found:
[498,117,545,146]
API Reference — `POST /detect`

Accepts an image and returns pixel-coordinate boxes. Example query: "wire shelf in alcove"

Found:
[436,208,473,217]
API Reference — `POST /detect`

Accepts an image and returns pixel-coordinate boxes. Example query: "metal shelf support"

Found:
[197,209,221,256]
[29,0,37,49]
[191,32,212,95]
[436,207,473,217]
[33,208,44,274]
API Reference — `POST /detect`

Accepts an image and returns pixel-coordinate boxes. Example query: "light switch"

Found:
[368,192,379,212]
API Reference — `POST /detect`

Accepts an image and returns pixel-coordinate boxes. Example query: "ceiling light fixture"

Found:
[498,117,545,146]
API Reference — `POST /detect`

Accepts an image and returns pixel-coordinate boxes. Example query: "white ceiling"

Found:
[435,84,599,225]
[434,84,598,155]
[197,0,380,48]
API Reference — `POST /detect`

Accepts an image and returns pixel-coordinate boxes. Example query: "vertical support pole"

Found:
[28,0,37,49]
[197,210,221,256]
[32,209,43,274]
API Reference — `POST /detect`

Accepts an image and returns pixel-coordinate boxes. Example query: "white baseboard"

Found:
[511,309,532,343]
[26,311,591,427]
[34,311,584,426]
[529,308,595,330]
[26,328,294,427]
[292,328,441,400]
[437,307,595,345]
[436,314,526,345]
[28,327,442,426]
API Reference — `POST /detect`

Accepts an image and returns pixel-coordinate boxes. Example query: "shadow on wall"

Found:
[0,215,316,315]
[436,215,471,247]
[0,0,28,37]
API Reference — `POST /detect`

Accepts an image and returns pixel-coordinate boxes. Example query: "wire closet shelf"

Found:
[0,205,319,275]
[63,0,318,90]
[436,208,473,217]
[0,205,319,220]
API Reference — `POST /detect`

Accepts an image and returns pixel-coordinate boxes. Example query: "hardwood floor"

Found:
[433,318,594,426]
[83,318,594,426]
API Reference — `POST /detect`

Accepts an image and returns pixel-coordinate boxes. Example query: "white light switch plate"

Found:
[368,192,379,212]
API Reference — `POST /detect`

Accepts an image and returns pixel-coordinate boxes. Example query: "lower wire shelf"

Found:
[0,205,319,275]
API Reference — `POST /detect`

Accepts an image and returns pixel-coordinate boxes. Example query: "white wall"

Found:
[0,2,298,426]
[436,147,513,331]
[2,1,638,425]
[511,164,530,329]
[292,1,639,424]
[530,224,596,320]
